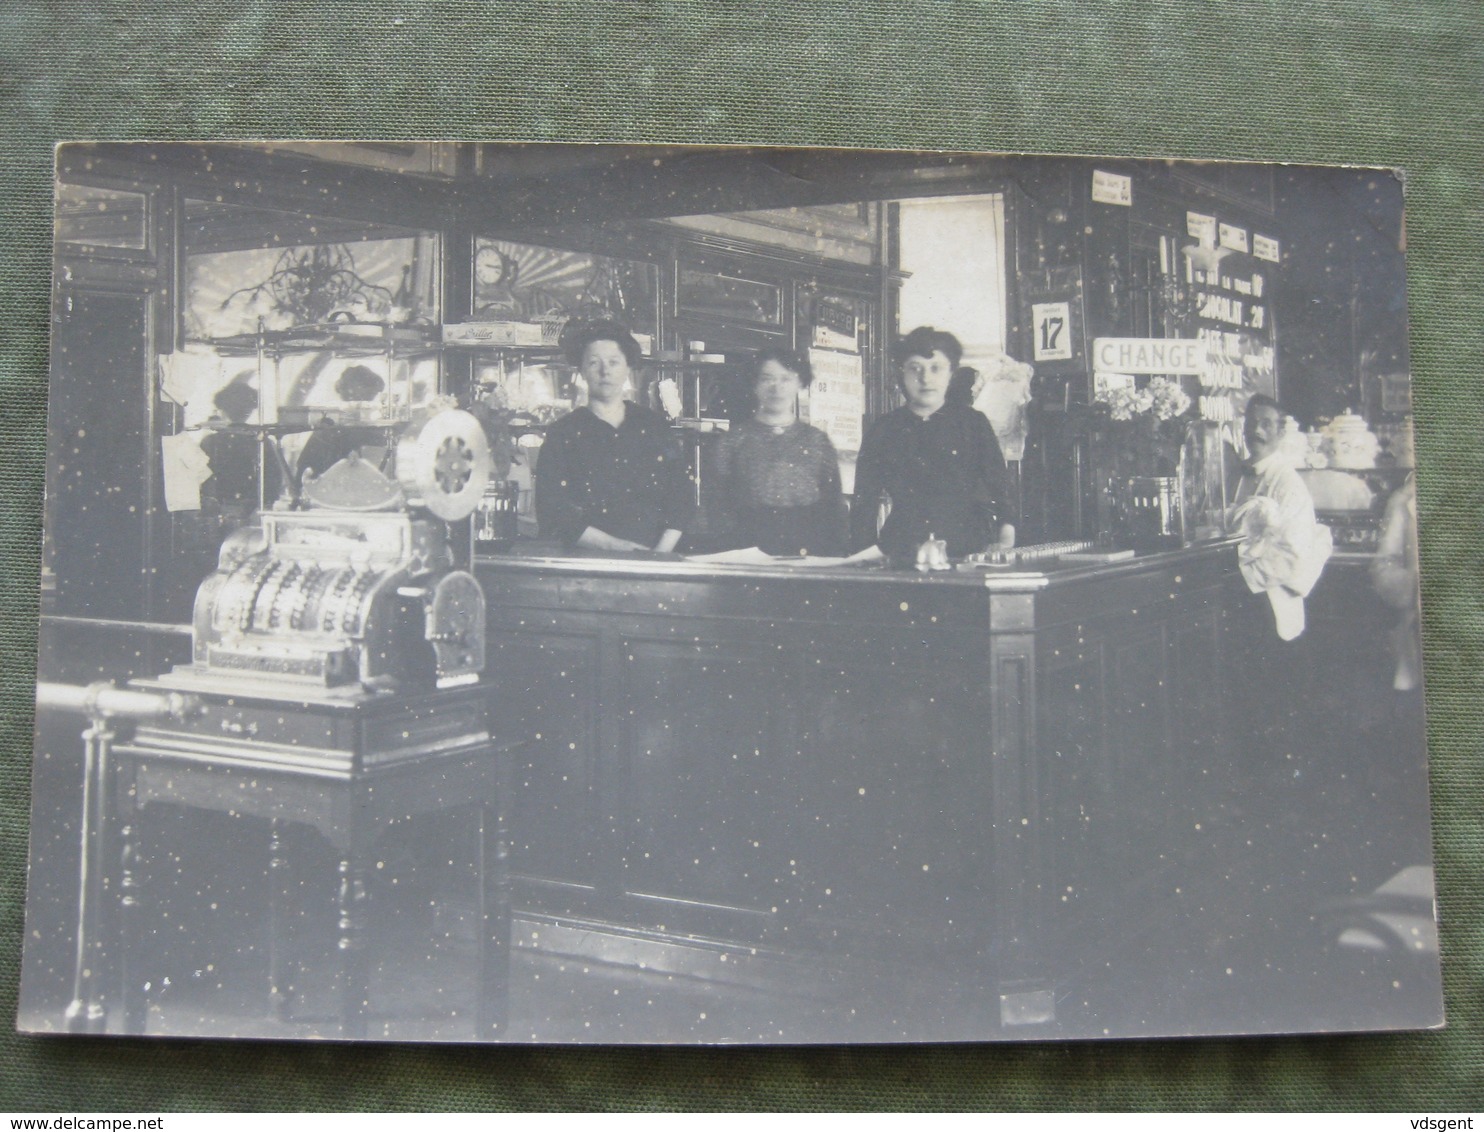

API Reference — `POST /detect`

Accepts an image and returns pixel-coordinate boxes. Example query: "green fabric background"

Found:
[1,0,1481,1111]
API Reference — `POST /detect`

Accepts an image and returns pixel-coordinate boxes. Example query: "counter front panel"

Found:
[478,543,1237,1032]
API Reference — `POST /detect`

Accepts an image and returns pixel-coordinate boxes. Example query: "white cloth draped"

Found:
[1229,449,1333,640]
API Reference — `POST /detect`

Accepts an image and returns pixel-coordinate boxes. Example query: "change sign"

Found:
[1092,338,1206,375]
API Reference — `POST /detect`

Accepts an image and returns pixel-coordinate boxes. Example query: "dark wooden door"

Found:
[47,285,158,619]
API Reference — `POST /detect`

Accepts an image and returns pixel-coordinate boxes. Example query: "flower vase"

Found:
[1092,408,1191,548]
[1126,475,1183,549]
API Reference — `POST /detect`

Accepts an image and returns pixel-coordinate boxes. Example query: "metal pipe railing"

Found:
[38,681,199,1033]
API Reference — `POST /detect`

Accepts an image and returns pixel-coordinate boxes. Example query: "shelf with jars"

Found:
[460,341,742,433]
[1293,409,1415,555]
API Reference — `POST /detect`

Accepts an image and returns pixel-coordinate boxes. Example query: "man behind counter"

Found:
[849,326,1015,565]
[1229,392,1332,641]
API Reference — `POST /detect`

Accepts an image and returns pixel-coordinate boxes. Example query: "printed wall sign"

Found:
[1091,170,1133,206]
[1032,300,1074,361]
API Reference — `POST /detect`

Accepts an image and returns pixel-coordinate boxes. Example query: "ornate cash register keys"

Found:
[176,409,495,695]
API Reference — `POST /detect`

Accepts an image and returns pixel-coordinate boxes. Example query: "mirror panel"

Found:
[56,183,149,251]
[176,200,442,428]
[471,237,658,335]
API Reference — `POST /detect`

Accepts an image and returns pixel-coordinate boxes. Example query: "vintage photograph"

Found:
[18,142,1442,1043]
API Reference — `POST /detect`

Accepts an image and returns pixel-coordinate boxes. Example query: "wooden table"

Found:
[109,681,513,1039]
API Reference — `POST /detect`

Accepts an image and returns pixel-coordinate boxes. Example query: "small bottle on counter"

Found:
[476,479,521,544]
[914,532,950,573]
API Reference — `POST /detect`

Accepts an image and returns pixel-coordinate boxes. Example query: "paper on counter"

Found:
[783,555,852,567]
[685,546,777,566]
[684,548,856,568]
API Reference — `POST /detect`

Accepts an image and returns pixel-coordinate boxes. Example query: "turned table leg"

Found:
[65,721,111,1034]
[336,855,370,1039]
[476,790,512,1040]
[116,762,147,1036]
[268,819,296,1021]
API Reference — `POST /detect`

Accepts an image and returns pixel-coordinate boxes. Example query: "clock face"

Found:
[474,245,508,287]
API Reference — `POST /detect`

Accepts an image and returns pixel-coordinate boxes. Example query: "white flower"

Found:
[1106,386,1140,421]
[1147,377,1192,420]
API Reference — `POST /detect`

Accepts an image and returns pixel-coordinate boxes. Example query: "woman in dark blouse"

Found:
[850,326,1014,563]
[535,320,694,553]
[709,349,848,557]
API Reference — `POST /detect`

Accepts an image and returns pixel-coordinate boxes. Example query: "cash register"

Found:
[108,408,512,1039]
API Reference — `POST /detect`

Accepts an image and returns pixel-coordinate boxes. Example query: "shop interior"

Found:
[19,143,1438,1043]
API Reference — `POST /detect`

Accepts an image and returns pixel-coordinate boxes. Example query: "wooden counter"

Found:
[24,543,1434,1040]
[476,541,1239,1034]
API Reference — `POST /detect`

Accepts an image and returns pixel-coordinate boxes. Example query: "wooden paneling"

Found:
[487,628,602,895]
[477,546,1238,1013]
[46,286,157,620]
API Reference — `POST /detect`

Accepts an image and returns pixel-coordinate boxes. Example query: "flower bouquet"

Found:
[1093,376,1196,545]
[1098,376,1193,473]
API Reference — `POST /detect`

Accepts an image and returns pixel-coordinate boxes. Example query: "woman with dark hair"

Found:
[849,326,1014,564]
[535,319,694,553]
[707,348,848,557]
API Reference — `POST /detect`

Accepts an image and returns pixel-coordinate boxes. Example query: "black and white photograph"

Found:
[18,142,1443,1043]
